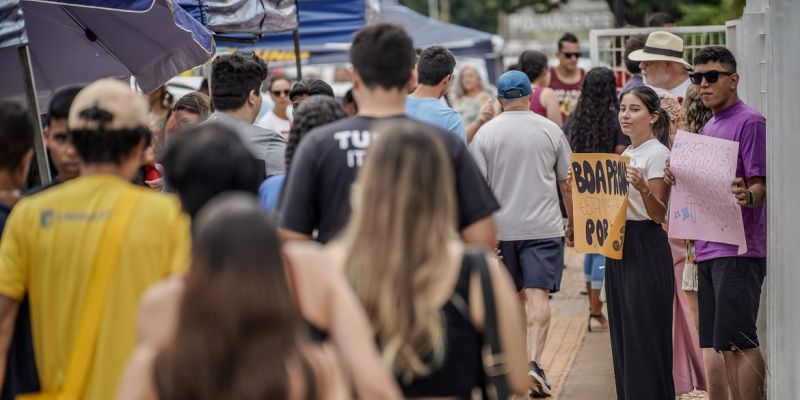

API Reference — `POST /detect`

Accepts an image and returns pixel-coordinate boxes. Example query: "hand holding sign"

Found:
[570,153,630,259]
[667,131,746,254]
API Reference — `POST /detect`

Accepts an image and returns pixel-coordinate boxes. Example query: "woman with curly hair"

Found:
[259,95,347,211]
[563,67,629,331]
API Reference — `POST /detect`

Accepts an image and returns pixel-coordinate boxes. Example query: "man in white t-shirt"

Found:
[628,31,692,99]
[469,70,573,398]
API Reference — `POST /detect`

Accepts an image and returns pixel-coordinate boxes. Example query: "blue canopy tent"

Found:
[179,0,372,75]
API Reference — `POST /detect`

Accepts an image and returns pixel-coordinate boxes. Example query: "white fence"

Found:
[588,26,727,87]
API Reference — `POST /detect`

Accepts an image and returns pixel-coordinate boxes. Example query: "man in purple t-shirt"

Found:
[665,46,766,399]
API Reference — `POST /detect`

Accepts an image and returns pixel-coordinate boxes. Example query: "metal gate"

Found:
[588,26,727,87]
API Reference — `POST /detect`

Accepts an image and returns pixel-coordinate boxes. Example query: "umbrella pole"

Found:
[18,44,52,186]
[293,28,302,81]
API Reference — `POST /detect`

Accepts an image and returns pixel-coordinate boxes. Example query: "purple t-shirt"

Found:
[694,100,766,262]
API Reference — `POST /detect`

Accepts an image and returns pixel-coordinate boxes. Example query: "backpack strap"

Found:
[465,249,511,400]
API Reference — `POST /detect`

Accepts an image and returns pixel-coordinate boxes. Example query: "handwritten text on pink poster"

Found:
[668,131,746,253]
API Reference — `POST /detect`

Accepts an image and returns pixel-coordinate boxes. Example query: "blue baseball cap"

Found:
[496,70,532,99]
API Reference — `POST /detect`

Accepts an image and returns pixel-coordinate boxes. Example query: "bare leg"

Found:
[525,288,552,362]
[589,289,608,329]
[705,348,730,400]
[723,348,765,400]
[684,290,699,330]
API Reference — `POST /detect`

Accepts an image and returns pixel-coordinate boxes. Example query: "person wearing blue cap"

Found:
[469,70,574,398]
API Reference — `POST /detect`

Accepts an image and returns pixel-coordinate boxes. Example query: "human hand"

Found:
[663,157,675,186]
[565,224,574,247]
[626,166,649,194]
[493,246,504,261]
[477,99,495,124]
[145,178,163,192]
[732,177,749,206]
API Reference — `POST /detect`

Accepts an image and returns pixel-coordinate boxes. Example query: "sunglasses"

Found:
[689,70,734,85]
[561,52,580,59]
[271,89,290,96]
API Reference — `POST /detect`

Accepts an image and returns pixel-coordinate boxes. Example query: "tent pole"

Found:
[293,28,302,81]
[18,44,51,186]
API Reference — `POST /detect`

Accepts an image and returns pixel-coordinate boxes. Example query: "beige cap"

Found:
[68,78,149,131]
[628,31,692,69]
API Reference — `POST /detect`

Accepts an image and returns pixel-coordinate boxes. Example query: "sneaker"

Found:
[528,361,552,398]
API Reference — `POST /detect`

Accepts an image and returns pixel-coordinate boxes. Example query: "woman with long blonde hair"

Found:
[332,121,528,398]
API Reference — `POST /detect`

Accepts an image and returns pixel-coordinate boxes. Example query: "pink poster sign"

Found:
[668,130,746,254]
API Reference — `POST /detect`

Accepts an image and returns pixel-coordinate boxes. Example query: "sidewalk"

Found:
[545,248,708,400]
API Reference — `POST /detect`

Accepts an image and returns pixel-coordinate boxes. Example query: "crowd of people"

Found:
[0,19,766,400]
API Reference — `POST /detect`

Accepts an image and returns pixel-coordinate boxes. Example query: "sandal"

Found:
[588,314,609,332]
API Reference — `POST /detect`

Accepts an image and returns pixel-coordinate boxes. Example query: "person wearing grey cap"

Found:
[469,70,574,398]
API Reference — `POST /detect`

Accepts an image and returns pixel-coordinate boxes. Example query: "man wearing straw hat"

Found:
[628,31,693,99]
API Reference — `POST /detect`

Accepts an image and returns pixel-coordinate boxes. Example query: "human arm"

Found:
[461,216,498,250]
[117,345,159,400]
[466,99,496,144]
[663,157,675,186]
[732,120,767,208]
[0,295,20,389]
[559,180,574,246]
[284,243,403,400]
[468,256,529,396]
[627,167,670,224]
[732,177,766,208]
[540,88,563,126]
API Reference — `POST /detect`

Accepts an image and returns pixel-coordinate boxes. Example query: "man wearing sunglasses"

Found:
[549,32,585,123]
[664,46,767,400]
[628,31,692,99]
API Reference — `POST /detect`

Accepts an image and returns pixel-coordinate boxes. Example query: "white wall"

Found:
[767,0,800,397]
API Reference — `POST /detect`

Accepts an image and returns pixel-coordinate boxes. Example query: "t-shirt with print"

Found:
[621,138,670,221]
[256,110,291,139]
[278,116,499,243]
[694,100,766,262]
[0,175,191,400]
[469,111,571,241]
[549,67,585,122]
[406,96,467,143]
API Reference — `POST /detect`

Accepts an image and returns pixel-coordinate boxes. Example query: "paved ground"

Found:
[541,248,709,400]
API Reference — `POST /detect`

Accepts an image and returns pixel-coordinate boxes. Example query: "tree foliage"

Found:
[398,0,745,33]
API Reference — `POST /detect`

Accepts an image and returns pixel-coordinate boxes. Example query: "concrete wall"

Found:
[766,0,800,397]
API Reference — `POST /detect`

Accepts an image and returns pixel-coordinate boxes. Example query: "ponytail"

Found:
[653,108,671,147]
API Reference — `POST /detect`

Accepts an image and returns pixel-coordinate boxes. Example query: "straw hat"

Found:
[628,31,692,69]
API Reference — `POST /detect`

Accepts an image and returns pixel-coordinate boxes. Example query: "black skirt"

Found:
[605,220,675,400]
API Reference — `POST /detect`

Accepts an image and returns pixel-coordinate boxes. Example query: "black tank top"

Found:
[400,255,484,399]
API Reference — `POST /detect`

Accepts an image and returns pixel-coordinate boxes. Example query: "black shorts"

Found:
[698,257,766,351]
[499,238,564,293]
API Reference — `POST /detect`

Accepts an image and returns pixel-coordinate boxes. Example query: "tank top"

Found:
[400,254,484,398]
[549,67,586,121]
[530,86,548,117]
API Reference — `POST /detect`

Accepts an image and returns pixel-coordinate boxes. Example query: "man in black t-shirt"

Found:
[278,24,499,248]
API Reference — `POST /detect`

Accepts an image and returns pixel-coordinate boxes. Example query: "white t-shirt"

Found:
[256,110,290,139]
[469,110,571,240]
[648,77,691,99]
[622,138,670,221]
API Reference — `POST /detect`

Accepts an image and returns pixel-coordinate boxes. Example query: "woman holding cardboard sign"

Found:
[606,86,675,399]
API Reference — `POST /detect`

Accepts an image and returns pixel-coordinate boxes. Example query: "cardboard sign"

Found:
[668,131,747,253]
[570,154,630,259]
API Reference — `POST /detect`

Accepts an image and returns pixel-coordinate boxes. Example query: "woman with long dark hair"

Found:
[152,194,346,399]
[324,121,529,398]
[606,85,675,399]
[564,67,627,331]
